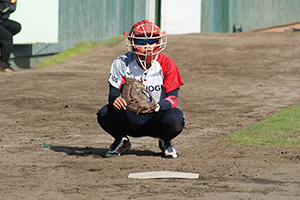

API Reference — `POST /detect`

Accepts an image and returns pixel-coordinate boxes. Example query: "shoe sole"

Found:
[165,152,180,158]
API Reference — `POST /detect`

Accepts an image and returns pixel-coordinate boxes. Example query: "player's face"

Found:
[135,38,158,52]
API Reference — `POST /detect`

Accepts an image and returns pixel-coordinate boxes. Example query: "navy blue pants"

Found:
[97,105,185,141]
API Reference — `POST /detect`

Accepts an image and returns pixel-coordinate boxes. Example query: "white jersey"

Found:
[108,52,183,102]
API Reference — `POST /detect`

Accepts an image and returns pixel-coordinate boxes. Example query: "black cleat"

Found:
[105,137,131,158]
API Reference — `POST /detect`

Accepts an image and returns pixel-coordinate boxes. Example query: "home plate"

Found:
[128,171,199,179]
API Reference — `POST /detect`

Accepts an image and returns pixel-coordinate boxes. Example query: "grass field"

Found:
[220,103,300,147]
[35,36,124,69]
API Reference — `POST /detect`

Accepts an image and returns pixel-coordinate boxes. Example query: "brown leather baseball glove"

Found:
[121,78,158,114]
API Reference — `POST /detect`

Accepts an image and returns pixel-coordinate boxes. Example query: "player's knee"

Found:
[168,118,184,133]
[165,108,185,133]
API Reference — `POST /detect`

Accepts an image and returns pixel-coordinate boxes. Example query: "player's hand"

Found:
[113,97,127,110]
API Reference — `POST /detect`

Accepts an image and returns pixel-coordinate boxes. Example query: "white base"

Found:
[128,171,199,179]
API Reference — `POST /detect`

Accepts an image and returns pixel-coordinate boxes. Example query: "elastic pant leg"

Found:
[131,108,185,141]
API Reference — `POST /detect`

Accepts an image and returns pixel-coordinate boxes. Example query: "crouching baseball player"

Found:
[97,19,185,158]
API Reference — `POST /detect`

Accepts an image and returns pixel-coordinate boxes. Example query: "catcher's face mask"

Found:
[123,19,167,70]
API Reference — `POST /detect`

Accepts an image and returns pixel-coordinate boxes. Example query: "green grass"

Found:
[34,41,100,69]
[99,35,124,47]
[0,36,124,75]
[35,35,124,69]
[220,103,300,147]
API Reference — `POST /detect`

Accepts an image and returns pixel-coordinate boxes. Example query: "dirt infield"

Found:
[1,32,300,199]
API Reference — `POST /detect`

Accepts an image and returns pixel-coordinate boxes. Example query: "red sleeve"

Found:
[157,54,183,94]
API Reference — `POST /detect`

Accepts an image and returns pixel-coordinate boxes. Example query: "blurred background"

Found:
[9,0,300,69]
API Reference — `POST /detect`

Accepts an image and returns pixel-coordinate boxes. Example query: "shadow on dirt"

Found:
[126,149,162,157]
[49,145,107,157]
[47,145,162,158]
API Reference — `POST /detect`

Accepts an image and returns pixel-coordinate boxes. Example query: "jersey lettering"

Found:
[146,85,162,92]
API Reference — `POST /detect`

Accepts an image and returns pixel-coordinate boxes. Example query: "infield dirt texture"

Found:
[1,31,300,199]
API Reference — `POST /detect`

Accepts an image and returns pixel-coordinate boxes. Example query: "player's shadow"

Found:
[126,149,162,157]
[48,145,107,157]
[48,145,162,157]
